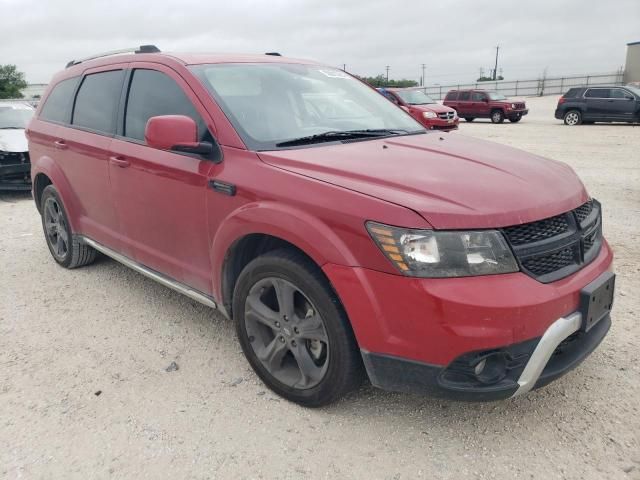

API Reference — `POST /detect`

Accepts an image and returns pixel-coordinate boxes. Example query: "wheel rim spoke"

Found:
[56,234,64,255]
[273,278,295,318]
[297,314,328,342]
[291,343,324,388]
[245,292,280,331]
[257,336,289,371]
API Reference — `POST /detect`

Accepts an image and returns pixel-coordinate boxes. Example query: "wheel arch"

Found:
[31,157,82,230]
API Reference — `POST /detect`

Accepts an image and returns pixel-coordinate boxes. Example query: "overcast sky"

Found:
[2,0,639,85]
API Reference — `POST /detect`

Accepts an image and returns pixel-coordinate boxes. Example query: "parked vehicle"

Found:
[377,88,458,130]
[443,89,528,123]
[27,46,614,407]
[0,102,34,190]
[555,85,640,125]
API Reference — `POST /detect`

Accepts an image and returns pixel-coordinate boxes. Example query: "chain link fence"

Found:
[416,71,625,100]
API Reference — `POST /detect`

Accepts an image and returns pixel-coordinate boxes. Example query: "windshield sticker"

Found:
[318,69,350,79]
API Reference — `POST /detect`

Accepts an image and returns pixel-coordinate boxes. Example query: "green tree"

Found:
[477,75,504,82]
[0,65,28,99]
[358,75,418,88]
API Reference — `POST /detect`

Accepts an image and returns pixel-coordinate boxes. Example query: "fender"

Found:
[210,200,360,300]
[32,156,83,232]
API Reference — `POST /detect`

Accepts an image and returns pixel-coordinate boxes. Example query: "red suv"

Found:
[443,89,528,123]
[377,88,458,130]
[27,47,614,407]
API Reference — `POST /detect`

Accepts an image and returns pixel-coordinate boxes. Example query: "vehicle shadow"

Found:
[0,190,32,203]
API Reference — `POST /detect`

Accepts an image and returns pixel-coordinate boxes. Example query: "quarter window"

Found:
[458,91,471,101]
[72,70,125,134]
[39,77,79,124]
[124,69,208,142]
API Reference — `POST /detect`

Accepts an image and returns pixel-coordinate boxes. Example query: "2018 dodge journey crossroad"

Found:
[27,46,615,407]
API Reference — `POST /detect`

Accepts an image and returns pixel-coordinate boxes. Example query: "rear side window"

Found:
[563,88,581,98]
[445,91,458,100]
[458,91,471,101]
[124,69,208,142]
[72,70,125,134]
[39,77,79,123]
[585,88,610,99]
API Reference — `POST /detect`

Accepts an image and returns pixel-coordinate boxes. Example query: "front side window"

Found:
[610,89,629,99]
[191,63,424,150]
[487,91,506,100]
[39,77,79,124]
[395,90,437,105]
[0,104,34,129]
[472,92,487,101]
[124,69,208,142]
[72,70,125,134]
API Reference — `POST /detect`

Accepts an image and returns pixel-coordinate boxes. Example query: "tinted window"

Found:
[610,88,629,99]
[125,69,208,142]
[458,91,471,101]
[39,77,79,123]
[445,91,458,101]
[471,92,486,101]
[72,70,125,134]
[564,88,581,98]
[585,88,610,99]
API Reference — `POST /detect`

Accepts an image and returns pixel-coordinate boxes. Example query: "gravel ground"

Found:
[1,95,639,479]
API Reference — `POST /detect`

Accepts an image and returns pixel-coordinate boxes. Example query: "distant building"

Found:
[20,83,47,100]
[624,41,640,84]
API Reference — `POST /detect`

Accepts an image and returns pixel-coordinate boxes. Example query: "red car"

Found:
[378,88,458,130]
[443,89,528,123]
[27,46,614,407]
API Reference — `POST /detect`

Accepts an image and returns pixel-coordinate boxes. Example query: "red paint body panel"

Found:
[324,241,613,366]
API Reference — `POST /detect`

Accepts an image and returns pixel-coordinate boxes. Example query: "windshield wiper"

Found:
[0,126,23,130]
[275,129,409,147]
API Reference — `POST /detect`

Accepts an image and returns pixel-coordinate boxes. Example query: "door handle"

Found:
[109,155,130,168]
[54,139,67,150]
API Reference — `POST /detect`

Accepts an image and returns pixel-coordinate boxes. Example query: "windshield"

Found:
[395,90,437,105]
[0,105,34,129]
[191,63,424,150]
[487,91,507,101]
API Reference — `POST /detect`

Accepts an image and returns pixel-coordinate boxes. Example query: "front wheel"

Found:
[491,110,505,124]
[233,249,363,407]
[564,110,582,126]
[509,115,522,123]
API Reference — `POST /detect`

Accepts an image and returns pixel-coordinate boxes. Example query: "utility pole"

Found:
[342,64,346,72]
[493,45,500,81]
[479,67,484,79]
[421,64,426,86]
[385,65,390,83]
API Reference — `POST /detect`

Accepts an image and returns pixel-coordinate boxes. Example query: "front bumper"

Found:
[0,151,31,190]
[323,240,613,399]
[507,108,528,117]
[423,117,459,130]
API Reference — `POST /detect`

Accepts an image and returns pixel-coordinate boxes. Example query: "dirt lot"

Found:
[1,95,639,479]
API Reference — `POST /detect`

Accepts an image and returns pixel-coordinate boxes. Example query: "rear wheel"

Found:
[41,185,96,268]
[491,110,505,124]
[464,117,475,122]
[564,110,582,126]
[233,249,363,407]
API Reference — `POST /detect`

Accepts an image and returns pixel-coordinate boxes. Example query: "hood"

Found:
[408,103,453,114]
[258,133,587,229]
[0,129,28,153]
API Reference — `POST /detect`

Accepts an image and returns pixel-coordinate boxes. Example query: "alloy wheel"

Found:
[243,277,329,389]
[565,112,579,126]
[43,197,69,260]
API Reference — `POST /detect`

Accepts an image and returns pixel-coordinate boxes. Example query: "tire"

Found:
[464,117,475,122]
[490,110,505,124]
[233,249,363,407]
[564,110,582,126]
[40,185,96,269]
[508,116,521,123]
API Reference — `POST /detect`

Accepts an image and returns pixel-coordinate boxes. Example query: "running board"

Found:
[80,236,218,310]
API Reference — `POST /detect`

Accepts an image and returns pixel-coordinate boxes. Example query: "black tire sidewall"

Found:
[491,110,504,123]
[41,185,73,268]
[233,252,359,406]
[564,110,582,125]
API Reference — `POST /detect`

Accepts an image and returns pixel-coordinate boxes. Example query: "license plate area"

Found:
[579,272,615,332]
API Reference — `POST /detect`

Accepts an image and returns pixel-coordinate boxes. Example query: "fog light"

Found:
[474,353,507,384]
[474,358,487,375]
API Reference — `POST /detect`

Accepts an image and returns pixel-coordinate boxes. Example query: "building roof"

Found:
[628,41,640,46]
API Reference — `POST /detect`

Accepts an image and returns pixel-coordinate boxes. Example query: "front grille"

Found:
[501,199,603,283]
[0,151,29,166]
[438,111,456,120]
[513,102,526,109]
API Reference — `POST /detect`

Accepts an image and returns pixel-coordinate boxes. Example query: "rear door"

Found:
[108,64,218,294]
[583,88,612,119]
[59,65,126,250]
[456,91,472,115]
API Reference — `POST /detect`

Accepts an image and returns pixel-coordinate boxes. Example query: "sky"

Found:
[2,0,639,85]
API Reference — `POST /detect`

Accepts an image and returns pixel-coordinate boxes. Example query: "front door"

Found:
[108,65,218,294]
[470,91,490,117]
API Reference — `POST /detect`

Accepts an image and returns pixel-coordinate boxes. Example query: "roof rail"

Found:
[265,52,282,56]
[65,45,161,69]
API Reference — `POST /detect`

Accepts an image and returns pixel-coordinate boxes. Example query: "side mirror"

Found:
[625,95,635,101]
[145,115,213,156]
[483,97,489,103]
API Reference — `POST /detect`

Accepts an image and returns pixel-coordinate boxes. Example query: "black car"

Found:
[555,85,640,125]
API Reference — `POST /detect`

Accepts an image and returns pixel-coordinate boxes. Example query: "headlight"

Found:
[511,103,516,109]
[366,222,519,278]
[422,111,437,119]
